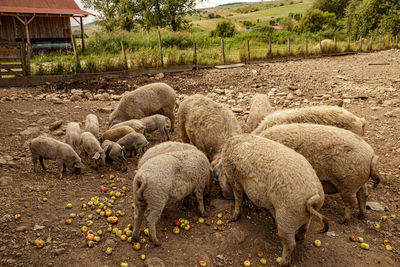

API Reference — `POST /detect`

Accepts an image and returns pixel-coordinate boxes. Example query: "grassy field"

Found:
[28,0,397,76]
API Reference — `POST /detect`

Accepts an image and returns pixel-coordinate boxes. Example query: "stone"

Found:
[214,89,225,95]
[5,259,17,265]
[294,89,303,96]
[343,99,351,104]
[286,93,294,100]
[49,120,63,131]
[0,176,12,186]
[16,226,27,232]
[145,257,165,267]
[0,214,12,224]
[231,229,247,245]
[155,73,165,80]
[20,127,40,136]
[69,95,81,102]
[111,95,121,101]
[384,111,394,118]
[70,89,83,96]
[231,107,243,113]
[366,201,384,211]
[54,248,65,256]
[84,92,93,100]
[0,158,7,166]
[99,107,113,113]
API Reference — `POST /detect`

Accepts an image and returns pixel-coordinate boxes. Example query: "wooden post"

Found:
[193,42,197,69]
[71,35,81,72]
[347,36,350,51]
[157,30,163,67]
[379,36,381,49]
[24,16,31,45]
[319,37,322,54]
[268,38,272,57]
[287,38,290,56]
[121,40,128,70]
[305,37,308,57]
[334,36,337,52]
[80,17,85,52]
[26,45,31,76]
[359,36,362,52]
[221,39,225,64]
[246,40,250,62]
[20,42,27,76]
[369,36,373,50]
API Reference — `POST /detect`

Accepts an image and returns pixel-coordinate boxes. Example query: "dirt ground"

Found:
[0,49,400,267]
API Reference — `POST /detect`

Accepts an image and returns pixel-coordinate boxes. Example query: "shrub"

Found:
[296,9,337,33]
[210,21,236,38]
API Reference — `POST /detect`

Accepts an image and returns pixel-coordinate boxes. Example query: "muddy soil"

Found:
[0,49,399,267]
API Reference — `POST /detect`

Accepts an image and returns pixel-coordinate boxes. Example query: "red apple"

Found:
[174,220,181,226]
[101,186,107,193]
[133,242,141,251]
[65,219,72,225]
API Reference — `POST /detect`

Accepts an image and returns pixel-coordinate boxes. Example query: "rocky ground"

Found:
[0,49,399,267]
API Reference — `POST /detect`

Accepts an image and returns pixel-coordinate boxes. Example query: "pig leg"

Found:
[340,192,358,224]
[194,187,206,217]
[132,202,146,241]
[164,126,170,141]
[32,154,39,172]
[162,107,174,133]
[231,181,244,221]
[147,207,163,246]
[295,220,311,241]
[39,156,47,171]
[356,185,367,219]
[277,227,296,267]
[56,160,64,179]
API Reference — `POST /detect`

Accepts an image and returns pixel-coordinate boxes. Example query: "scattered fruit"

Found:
[173,226,180,234]
[86,220,94,226]
[45,191,50,196]
[110,175,115,179]
[120,263,128,267]
[46,237,52,242]
[360,243,370,250]
[86,233,95,241]
[36,240,45,249]
[127,237,132,243]
[87,240,95,247]
[69,213,76,218]
[260,258,267,265]
[88,214,93,220]
[217,213,223,219]
[122,186,127,191]
[216,220,223,226]
[65,219,72,225]
[96,208,101,214]
[131,203,135,209]
[88,201,93,207]
[384,240,391,245]
[100,186,107,193]
[97,230,103,236]
[183,224,191,231]
[105,247,112,255]
[120,235,127,241]
[199,260,207,267]
[100,211,105,217]
[143,228,149,236]
[314,240,322,247]
[198,217,205,224]
[174,220,181,226]
[107,216,119,224]
[140,254,146,260]
[381,216,388,222]
[94,236,101,242]
[133,242,141,251]
[105,209,112,217]
[107,227,113,232]
[66,203,72,209]
[257,251,263,258]
[391,214,396,219]
[81,226,88,233]
[374,223,380,229]
[42,197,48,202]
[349,234,355,242]
[386,245,393,251]
[276,257,282,264]
[112,228,118,234]
[115,192,121,198]
[243,260,250,266]
[14,214,21,220]
[356,237,364,243]
[116,230,123,236]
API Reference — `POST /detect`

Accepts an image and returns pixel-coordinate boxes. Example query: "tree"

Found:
[281,17,294,31]
[81,0,119,31]
[345,0,400,38]
[296,9,337,33]
[210,21,236,38]
[313,0,350,19]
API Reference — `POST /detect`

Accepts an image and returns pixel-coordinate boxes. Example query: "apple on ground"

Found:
[314,240,322,247]
[105,247,112,255]
[243,260,250,266]
[140,254,146,260]
[199,260,206,267]
[173,226,180,234]
[133,242,141,251]
[65,219,72,225]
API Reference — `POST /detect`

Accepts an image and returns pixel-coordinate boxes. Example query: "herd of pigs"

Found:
[28,82,381,266]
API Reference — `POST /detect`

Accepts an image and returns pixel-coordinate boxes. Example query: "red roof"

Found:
[0,0,93,16]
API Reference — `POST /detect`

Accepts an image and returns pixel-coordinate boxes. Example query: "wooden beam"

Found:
[80,17,85,52]
[24,16,31,44]
[72,17,80,24]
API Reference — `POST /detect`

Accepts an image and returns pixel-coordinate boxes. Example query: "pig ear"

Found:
[121,146,127,153]
[93,152,100,160]
[103,145,110,153]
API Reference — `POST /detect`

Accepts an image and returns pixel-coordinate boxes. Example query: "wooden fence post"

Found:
[334,36,337,53]
[359,36,362,52]
[319,37,322,54]
[305,37,308,57]
[157,30,163,67]
[71,35,81,72]
[287,38,290,56]
[120,40,128,70]
[26,44,31,76]
[20,42,27,76]
[369,36,373,50]
[347,36,350,51]
[246,40,250,62]
[221,39,226,64]
[268,38,272,57]
[193,42,197,69]
[379,36,381,49]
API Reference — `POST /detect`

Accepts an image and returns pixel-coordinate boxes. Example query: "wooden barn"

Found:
[0,0,92,51]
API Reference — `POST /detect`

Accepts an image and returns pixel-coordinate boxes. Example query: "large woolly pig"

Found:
[252,105,366,136]
[108,83,176,131]
[177,94,242,162]
[214,134,328,267]
[246,93,272,132]
[258,123,381,223]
